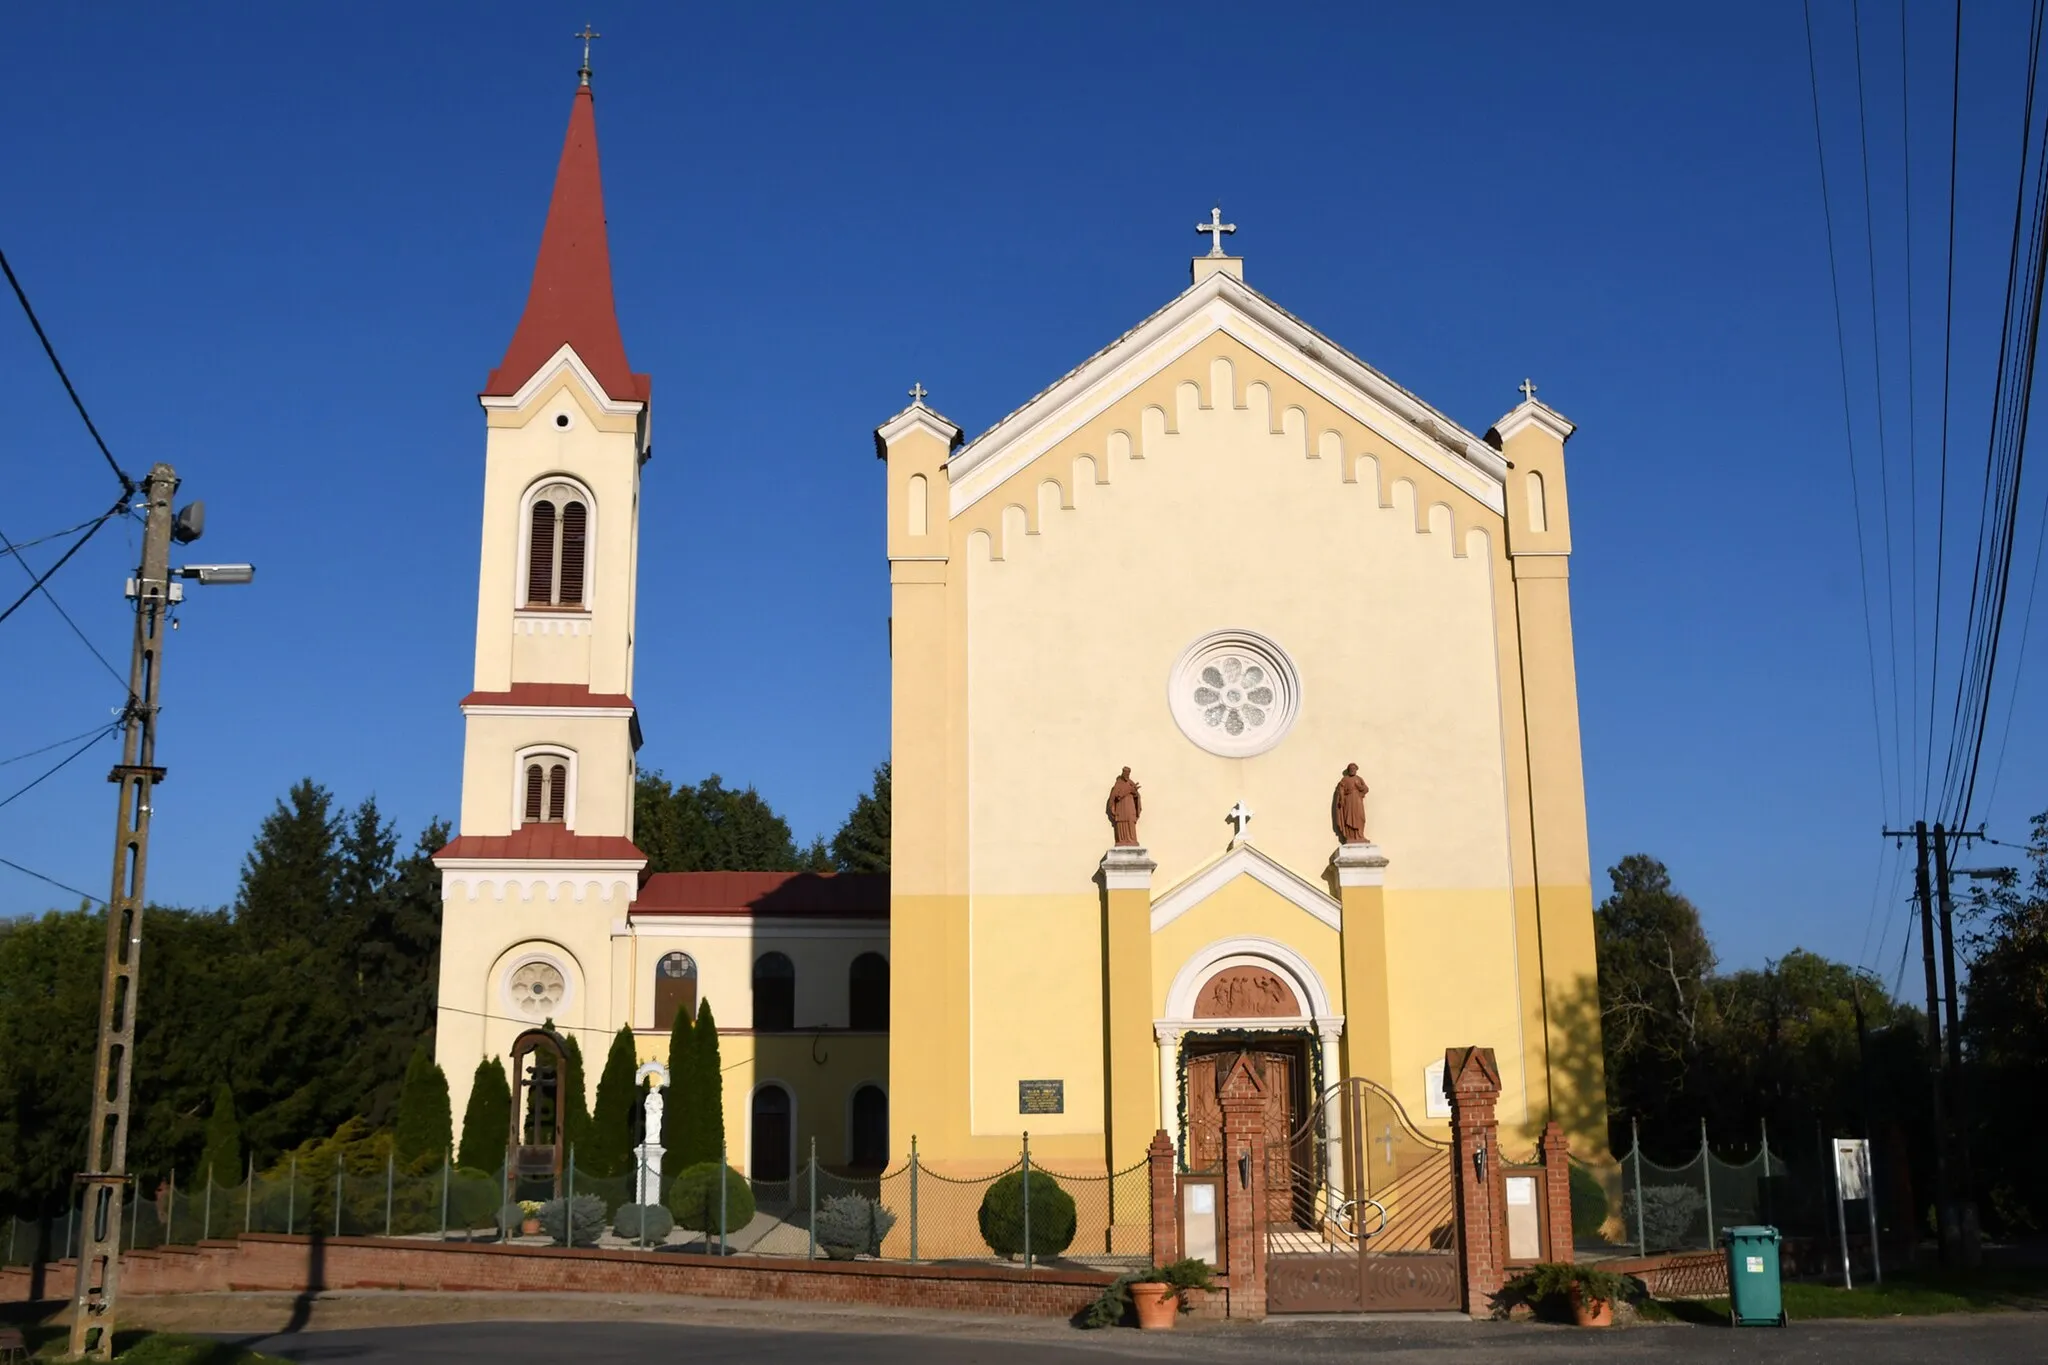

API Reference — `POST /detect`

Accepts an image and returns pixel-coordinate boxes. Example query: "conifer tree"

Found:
[235,779,340,950]
[830,763,891,873]
[661,999,695,1182]
[588,1025,639,1178]
[687,997,726,1167]
[393,1043,453,1166]
[457,1056,512,1171]
[199,1082,241,1186]
[561,1033,593,1166]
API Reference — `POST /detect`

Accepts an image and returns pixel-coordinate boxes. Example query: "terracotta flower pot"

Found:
[520,1217,541,1236]
[1570,1285,1614,1328]
[1130,1281,1179,1330]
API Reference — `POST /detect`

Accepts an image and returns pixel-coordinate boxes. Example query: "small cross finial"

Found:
[1227,800,1255,841]
[1197,206,1237,257]
[1519,378,1538,403]
[575,25,601,85]
[908,382,928,406]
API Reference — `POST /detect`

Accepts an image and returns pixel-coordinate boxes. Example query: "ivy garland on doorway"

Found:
[1172,1026,1324,1174]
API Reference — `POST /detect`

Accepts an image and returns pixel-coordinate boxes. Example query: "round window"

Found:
[508,959,568,1019]
[1168,629,1302,757]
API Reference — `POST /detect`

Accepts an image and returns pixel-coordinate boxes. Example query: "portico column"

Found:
[1101,845,1157,1252]
[1331,843,1392,1087]
[1156,1024,1185,1168]
[1316,1022,1345,1206]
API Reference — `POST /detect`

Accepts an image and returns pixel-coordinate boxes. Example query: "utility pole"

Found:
[1887,820,1955,1267]
[69,465,251,1358]
[1931,825,1982,1267]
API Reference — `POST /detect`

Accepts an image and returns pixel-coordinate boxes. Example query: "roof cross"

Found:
[908,382,928,406]
[1519,378,1538,403]
[1196,206,1237,257]
[575,24,601,84]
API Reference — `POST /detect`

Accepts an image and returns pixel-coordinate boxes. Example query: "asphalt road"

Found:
[232,1313,2048,1364]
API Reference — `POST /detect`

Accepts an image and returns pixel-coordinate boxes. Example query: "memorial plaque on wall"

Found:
[1018,1079,1064,1114]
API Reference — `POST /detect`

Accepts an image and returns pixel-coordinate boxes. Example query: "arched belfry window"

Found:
[753,952,795,1032]
[525,480,592,608]
[515,748,575,829]
[655,952,697,1030]
[849,952,889,1031]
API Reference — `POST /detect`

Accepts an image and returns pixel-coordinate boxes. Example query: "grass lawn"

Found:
[1,1319,291,1365]
[1643,1268,2048,1323]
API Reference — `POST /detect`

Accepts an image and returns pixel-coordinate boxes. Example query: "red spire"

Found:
[484,81,649,403]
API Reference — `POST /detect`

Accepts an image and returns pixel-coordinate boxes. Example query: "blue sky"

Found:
[3,2,2043,983]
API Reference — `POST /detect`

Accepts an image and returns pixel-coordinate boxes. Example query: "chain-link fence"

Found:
[3,1137,1154,1273]
[1613,1121,1821,1254]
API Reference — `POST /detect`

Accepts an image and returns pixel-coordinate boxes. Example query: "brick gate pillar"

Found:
[1148,1128,1178,1268]
[1218,1054,1269,1319]
[1446,1046,1504,1315]
[1540,1121,1575,1264]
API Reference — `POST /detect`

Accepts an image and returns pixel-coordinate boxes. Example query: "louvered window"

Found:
[547,764,568,823]
[521,757,570,826]
[523,482,591,607]
[523,764,546,823]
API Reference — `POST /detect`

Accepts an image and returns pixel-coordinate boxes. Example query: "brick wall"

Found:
[2,1234,1113,1318]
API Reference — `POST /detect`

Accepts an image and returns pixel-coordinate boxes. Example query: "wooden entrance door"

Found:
[1181,1042,1304,1225]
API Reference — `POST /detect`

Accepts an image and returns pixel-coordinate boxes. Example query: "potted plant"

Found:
[1497,1263,1632,1327]
[518,1198,544,1237]
[1081,1258,1213,1330]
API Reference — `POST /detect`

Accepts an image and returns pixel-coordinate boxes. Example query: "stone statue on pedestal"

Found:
[1333,763,1370,845]
[1107,767,1143,846]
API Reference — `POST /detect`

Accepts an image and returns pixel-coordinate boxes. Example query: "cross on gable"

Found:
[1519,378,1538,403]
[1196,206,1237,257]
[908,382,928,405]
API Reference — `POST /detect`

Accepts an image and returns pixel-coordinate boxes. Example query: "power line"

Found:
[0,722,125,769]
[1926,0,1963,817]
[0,853,104,906]
[1978,490,2048,814]
[0,521,133,693]
[1806,0,1900,818]
[0,721,119,817]
[0,502,123,631]
[1900,0,1925,807]
[0,247,134,497]
[0,513,114,561]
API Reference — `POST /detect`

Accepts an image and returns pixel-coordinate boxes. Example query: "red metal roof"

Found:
[633,871,889,918]
[434,828,647,862]
[483,81,650,405]
[460,683,635,709]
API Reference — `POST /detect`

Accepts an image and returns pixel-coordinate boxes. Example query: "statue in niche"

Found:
[1106,767,1143,846]
[1333,763,1370,844]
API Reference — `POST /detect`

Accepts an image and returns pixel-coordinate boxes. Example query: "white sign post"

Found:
[1831,1138,1881,1289]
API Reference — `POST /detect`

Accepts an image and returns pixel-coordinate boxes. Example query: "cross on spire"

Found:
[1197,206,1237,257]
[575,24,601,85]
[1519,378,1538,403]
[908,382,928,406]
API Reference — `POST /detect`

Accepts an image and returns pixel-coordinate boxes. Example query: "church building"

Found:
[878,215,1609,1198]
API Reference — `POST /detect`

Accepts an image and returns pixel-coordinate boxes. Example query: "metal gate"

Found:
[1266,1077,1462,1312]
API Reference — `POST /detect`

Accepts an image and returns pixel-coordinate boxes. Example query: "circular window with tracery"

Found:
[1168,629,1301,757]
[507,959,568,1019]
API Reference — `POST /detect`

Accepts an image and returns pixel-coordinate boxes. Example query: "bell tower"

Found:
[434,63,651,1128]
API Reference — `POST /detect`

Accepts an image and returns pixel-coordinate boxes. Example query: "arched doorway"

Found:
[849,1084,888,1170]
[848,952,888,1030]
[750,1084,793,1181]
[753,952,795,1031]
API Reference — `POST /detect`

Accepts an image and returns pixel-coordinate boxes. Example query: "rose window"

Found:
[1192,655,1276,738]
[1168,629,1302,758]
[510,961,566,1018]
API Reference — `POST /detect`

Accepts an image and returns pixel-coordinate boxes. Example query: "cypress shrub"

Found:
[393,1043,453,1166]
[661,1003,695,1183]
[587,1025,639,1178]
[457,1057,512,1172]
[978,1169,1076,1259]
[560,1034,593,1161]
[199,1082,241,1187]
[683,998,725,1167]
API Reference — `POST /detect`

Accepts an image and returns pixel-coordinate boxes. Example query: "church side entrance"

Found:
[1181,1037,1307,1228]
[1265,1077,1461,1313]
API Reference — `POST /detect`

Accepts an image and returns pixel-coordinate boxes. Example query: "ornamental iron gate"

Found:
[1265,1076,1461,1312]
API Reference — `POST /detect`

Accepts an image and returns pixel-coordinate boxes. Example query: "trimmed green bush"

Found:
[813,1193,896,1257]
[613,1202,675,1242]
[539,1193,606,1247]
[666,1161,755,1234]
[448,1168,501,1230]
[1569,1163,1610,1240]
[978,1169,1076,1259]
[393,1044,453,1166]
[496,1202,527,1234]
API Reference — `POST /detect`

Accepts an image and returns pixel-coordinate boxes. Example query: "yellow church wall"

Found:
[1148,874,1342,1023]
[456,713,637,838]
[1378,887,1529,1129]
[621,1032,889,1176]
[622,920,889,1032]
[965,895,1106,1155]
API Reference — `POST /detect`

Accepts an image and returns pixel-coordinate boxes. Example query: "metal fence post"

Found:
[499,1160,510,1241]
[910,1135,920,1264]
[334,1166,342,1237]
[65,1201,75,1259]
[718,1137,728,1258]
[567,1144,576,1247]
[1630,1119,1645,1254]
[440,1150,451,1239]
[204,1168,214,1241]
[245,1155,254,1235]
[287,1155,296,1236]
[637,1147,649,1249]
[807,1137,817,1261]
[1021,1131,1032,1272]
[1699,1119,1715,1248]
[384,1150,394,1237]
[166,1169,176,1247]
[131,1179,142,1249]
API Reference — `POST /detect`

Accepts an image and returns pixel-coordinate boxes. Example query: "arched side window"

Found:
[513,747,576,829]
[848,952,889,1031]
[1526,470,1548,534]
[849,1084,888,1170]
[753,951,795,1032]
[523,479,594,608]
[654,952,697,1030]
[751,1084,793,1181]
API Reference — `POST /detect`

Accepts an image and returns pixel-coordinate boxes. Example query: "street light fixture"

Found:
[176,564,255,586]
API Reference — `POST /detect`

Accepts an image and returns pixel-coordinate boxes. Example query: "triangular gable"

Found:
[1149,843,1341,934]
[1219,1051,1270,1102]
[946,269,1507,518]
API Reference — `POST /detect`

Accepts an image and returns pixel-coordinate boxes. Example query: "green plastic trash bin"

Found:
[1721,1225,1786,1327]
